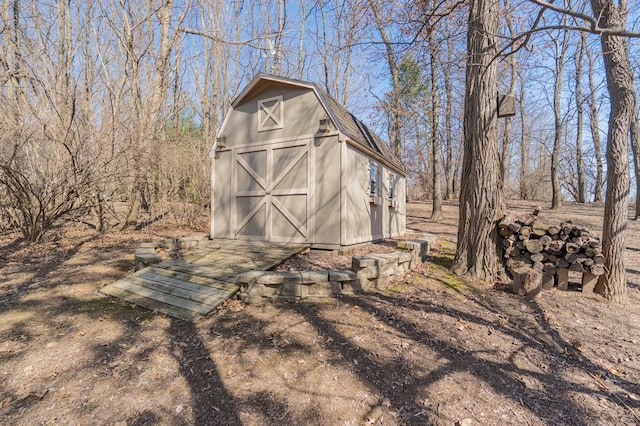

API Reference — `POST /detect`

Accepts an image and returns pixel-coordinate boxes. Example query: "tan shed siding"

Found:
[385,171,406,237]
[223,84,326,147]
[344,144,384,245]
[212,150,233,238]
[313,134,341,244]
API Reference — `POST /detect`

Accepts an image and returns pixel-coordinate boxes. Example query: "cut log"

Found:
[511,266,543,298]
[547,240,565,255]
[530,253,545,263]
[532,221,548,237]
[543,263,557,276]
[569,261,584,273]
[565,253,578,264]
[556,258,570,269]
[503,239,515,249]
[565,243,580,254]
[519,226,531,238]
[533,261,544,271]
[589,264,605,276]
[547,225,561,236]
[542,272,555,290]
[593,254,605,265]
[507,222,522,233]
[539,235,552,247]
[584,247,597,258]
[583,258,594,267]
[519,213,535,226]
[524,239,544,254]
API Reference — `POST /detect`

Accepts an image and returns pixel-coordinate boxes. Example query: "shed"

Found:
[211,74,407,249]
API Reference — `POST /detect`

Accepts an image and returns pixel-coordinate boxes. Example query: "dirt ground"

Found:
[1,201,639,425]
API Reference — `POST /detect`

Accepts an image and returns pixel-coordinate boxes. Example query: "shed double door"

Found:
[232,139,311,243]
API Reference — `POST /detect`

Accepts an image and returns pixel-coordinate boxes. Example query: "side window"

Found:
[258,96,283,131]
[388,174,395,200]
[369,163,378,196]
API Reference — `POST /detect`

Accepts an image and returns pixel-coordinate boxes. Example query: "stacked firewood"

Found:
[499,211,606,295]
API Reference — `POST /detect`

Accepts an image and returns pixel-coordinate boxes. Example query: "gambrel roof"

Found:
[221,73,406,176]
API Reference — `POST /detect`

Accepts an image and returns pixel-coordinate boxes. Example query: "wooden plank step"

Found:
[135,269,238,295]
[100,285,203,321]
[111,278,215,315]
[158,260,250,277]
[144,267,238,289]
[119,275,233,307]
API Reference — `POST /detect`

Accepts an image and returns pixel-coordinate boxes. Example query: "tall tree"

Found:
[428,27,443,220]
[368,0,403,159]
[586,40,605,202]
[500,0,518,190]
[518,72,529,200]
[589,0,634,303]
[452,0,505,281]
[550,22,570,209]
[575,32,586,203]
[631,110,640,219]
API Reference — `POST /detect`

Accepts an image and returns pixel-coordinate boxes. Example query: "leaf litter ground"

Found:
[0,201,639,425]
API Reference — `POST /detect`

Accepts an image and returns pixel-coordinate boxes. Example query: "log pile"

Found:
[498,212,606,297]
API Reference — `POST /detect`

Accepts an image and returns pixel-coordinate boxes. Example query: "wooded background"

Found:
[1,0,639,251]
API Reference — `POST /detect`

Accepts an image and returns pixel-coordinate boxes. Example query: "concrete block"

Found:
[352,256,377,269]
[340,280,363,294]
[236,270,266,284]
[276,281,299,298]
[380,262,397,277]
[557,268,569,291]
[357,266,381,279]
[134,252,162,271]
[301,271,329,284]
[303,281,339,298]
[582,272,598,294]
[329,270,357,282]
[256,272,302,285]
[396,252,412,263]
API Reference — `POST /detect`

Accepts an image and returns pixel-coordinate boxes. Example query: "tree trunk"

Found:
[631,111,640,219]
[500,0,517,191]
[123,0,174,229]
[443,18,455,200]
[518,74,529,200]
[589,0,633,303]
[368,0,402,160]
[587,45,604,203]
[575,32,586,203]
[429,31,443,220]
[452,0,505,282]
[551,27,569,209]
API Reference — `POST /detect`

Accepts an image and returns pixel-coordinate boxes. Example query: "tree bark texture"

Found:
[587,46,604,203]
[589,0,633,303]
[369,0,403,160]
[429,31,443,220]
[631,111,640,219]
[551,27,569,210]
[518,74,529,200]
[443,18,455,200]
[575,33,586,203]
[452,0,505,282]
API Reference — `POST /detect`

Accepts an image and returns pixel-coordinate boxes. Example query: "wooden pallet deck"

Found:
[101,240,308,320]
